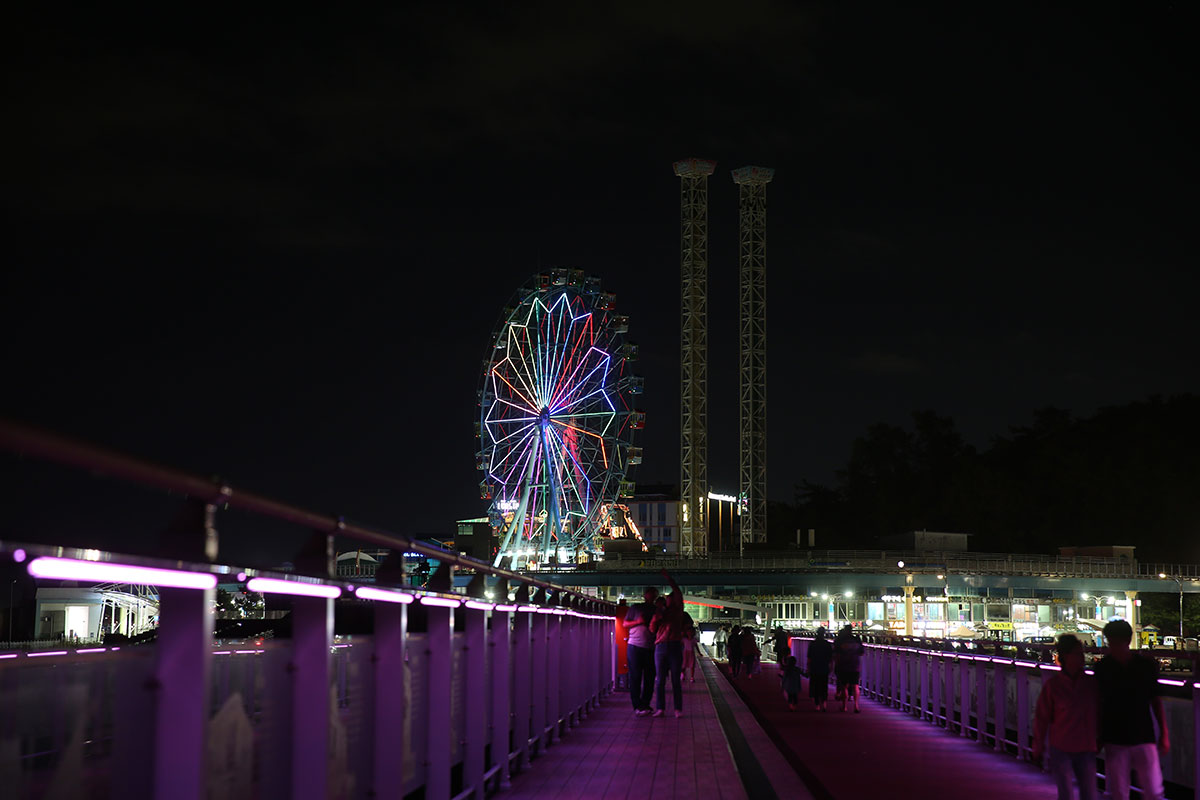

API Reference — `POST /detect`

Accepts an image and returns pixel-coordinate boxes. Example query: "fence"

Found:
[790,637,1200,796]
[0,419,618,799]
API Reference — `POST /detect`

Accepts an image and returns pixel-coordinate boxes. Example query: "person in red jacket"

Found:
[1032,634,1099,800]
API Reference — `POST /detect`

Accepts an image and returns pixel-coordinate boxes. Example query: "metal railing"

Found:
[0,420,619,800]
[789,637,1200,797]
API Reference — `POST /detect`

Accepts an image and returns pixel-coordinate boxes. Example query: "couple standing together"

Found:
[625,569,692,718]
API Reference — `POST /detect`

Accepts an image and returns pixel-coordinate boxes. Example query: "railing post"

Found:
[960,656,971,737]
[931,657,940,724]
[370,600,407,799]
[530,608,547,756]
[489,604,512,789]
[425,603,453,800]
[920,650,929,721]
[290,594,334,800]
[993,660,1007,752]
[546,609,562,744]
[511,605,532,770]
[976,660,988,743]
[152,586,214,800]
[463,603,487,799]
[943,653,954,728]
[1192,679,1199,794]
[1015,664,1030,761]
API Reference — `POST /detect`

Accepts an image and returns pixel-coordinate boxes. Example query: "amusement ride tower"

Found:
[733,165,774,552]
[674,158,715,556]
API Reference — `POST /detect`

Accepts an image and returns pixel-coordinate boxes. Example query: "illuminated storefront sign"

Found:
[987,622,1014,631]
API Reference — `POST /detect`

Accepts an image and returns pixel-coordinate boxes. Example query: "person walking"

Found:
[650,569,686,717]
[740,627,762,678]
[780,655,804,711]
[727,625,743,677]
[1032,634,1099,800]
[833,625,864,712]
[808,627,834,711]
[773,627,789,666]
[624,586,659,716]
[715,625,727,659]
[682,619,699,683]
[1096,619,1169,800]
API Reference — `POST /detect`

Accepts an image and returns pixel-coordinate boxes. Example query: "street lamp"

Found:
[1159,572,1184,641]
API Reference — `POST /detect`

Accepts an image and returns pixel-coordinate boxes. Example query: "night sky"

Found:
[3,4,1195,564]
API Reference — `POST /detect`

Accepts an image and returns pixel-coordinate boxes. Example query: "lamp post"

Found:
[821,591,853,631]
[1159,573,1184,641]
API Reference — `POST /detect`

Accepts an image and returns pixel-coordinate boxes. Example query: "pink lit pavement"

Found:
[720,660,1063,800]
[506,655,1067,799]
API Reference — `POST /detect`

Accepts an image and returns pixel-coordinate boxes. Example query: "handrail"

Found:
[0,418,614,611]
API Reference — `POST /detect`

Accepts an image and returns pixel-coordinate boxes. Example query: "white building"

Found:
[628,486,680,555]
[34,585,158,641]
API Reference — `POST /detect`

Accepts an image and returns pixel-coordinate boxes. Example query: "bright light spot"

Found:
[13,549,26,563]
[936,574,944,579]
[897,560,905,568]
[821,593,829,600]
[845,591,853,598]
[1081,593,1089,600]
[1158,573,1167,579]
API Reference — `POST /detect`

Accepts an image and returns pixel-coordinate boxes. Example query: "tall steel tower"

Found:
[674,158,715,556]
[733,165,774,553]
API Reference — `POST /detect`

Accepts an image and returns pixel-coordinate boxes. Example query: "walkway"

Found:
[507,654,1071,800]
[505,671,747,800]
[719,660,1061,800]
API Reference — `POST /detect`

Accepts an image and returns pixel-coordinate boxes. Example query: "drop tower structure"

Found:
[674,158,716,556]
[733,166,774,553]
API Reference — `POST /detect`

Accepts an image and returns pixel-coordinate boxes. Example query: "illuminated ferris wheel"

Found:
[477,270,643,568]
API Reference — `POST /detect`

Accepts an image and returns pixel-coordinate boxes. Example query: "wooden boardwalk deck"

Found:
[504,669,748,800]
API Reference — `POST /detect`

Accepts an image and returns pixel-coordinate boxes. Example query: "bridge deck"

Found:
[508,655,1070,799]
[505,675,748,800]
[721,660,1062,800]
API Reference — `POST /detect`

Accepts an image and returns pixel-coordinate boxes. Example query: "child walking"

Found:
[780,655,804,711]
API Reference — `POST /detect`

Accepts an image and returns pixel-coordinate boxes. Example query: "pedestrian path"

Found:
[504,671,748,800]
[718,660,1063,800]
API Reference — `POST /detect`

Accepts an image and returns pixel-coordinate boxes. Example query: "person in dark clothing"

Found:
[773,628,790,665]
[1096,619,1168,800]
[780,655,804,711]
[727,625,743,677]
[833,625,865,712]
[740,628,761,678]
[649,570,686,717]
[1032,634,1098,800]
[807,627,834,711]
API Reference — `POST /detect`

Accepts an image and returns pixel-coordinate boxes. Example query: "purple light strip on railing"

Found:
[552,608,568,615]
[355,586,414,604]
[1038,664,1062,671]
[418,595,461,608]
[27,650,69,657]
[0,654,18,660]
[535,607,555,614]
[1158,678,1187,687]
[246,577,341,599]
[494,604,518,612]
[213,651,232,655]
[28,556,218,590]
[464,600,495,611]
[517,605,539,613]
[75,648,106,654]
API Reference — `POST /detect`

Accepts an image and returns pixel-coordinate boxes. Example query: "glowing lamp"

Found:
[246,577,340,599]
[28,556,218,590]
[418,595,461,608]
[355,586,414,604]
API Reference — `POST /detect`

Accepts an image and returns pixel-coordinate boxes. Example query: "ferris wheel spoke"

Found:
[505,331,542,406]
[548,340,604,412]
[491,363,539,413]
[547,425,593,516]
[490,428,540,484]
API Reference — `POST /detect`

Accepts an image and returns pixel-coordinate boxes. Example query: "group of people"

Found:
[618,570,699,718]
[1033,619,1170,800]
[790,625,865,712]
